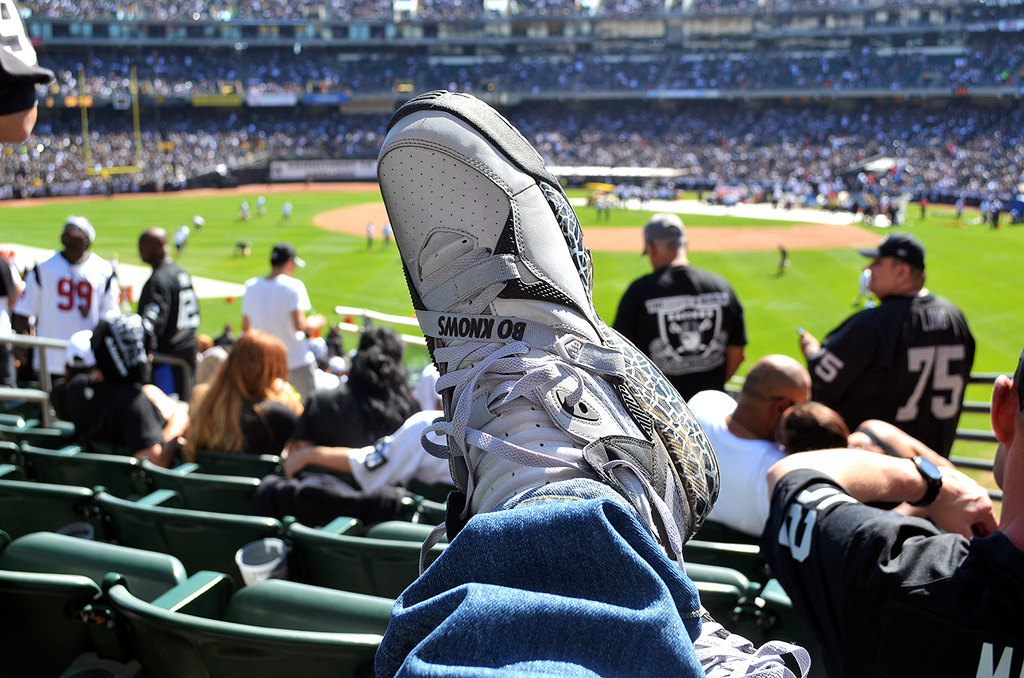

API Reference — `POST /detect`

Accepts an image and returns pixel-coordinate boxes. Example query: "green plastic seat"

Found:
[0,479,101,539]
[694,520,761,545]
[286,519,445,599]
[683,539,769,584]
[195,450,283,478]
[363,520,447,543]
[105,576,383,678]
[0,570,103,678]
[94,489,282,580]
[19,444,149,499]
[0,531,188,602]
[141,460,260,514]
[0,463,26,480]
[0,422,78,449]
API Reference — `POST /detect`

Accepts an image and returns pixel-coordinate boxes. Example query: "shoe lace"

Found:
[695,618,811,678]
[416,244,694,569]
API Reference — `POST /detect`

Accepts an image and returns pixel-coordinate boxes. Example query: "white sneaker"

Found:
[377,90,719,560]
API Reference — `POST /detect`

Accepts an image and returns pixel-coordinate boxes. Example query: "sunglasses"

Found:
[1016,347,1024,411]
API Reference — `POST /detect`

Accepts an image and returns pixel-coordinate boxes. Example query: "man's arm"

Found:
[767,449,997,538]
[283,444,354,477]
[138,279,171,340]
[724,345,745,381]
[290,308,326,336]
[851,419,954,468]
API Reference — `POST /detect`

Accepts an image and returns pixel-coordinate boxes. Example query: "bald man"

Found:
[138,227,200,397]
[687,354,812,537]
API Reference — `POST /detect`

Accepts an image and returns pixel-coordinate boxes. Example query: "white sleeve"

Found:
[349,410,446,493]
[293,279,310,313]
[98,272,120,317]
[12,264,40,318]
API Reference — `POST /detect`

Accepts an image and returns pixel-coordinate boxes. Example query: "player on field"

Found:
[138,227,200,398]
[799,233,974,457]
[13,216,119,380]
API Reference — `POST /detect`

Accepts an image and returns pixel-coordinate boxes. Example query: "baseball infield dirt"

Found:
[310,186,880,253]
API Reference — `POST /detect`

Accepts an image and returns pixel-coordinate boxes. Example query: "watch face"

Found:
[915,456,942,482]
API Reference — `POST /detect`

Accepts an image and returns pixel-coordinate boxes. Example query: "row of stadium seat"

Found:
[0,530,390,678]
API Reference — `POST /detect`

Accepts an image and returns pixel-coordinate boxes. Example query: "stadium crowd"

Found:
[32,35,1024,101]
[4,99,1023,201]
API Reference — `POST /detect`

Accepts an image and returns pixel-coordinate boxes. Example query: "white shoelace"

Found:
[416,243,689,567]
[695,619,811,678]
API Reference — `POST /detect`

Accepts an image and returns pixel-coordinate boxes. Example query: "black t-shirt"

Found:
[761,469,1024,678]
[52,375,165,454]
[613,264,746,400]
[138,259,200,365]
[291,384,375,449]
[806,293,975,456]
[239,400,298,455]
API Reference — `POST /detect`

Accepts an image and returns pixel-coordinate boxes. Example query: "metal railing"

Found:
[0,334,194,425]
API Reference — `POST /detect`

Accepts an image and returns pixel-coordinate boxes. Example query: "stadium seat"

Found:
[140,459,260,514]
[0,421,78,449]
[195,450,283,478]
[363,520,447,543]
[104,574,385,678]
[286,519,445,599]
[683,539,770,584]
[404,478,451,504]
[0,570,105,678]
[0,531,188,602]
[0,463,26,480]
[19,444,149,499]
[93,489,282,580]
[693,520,761,545]
[0,479,101,539]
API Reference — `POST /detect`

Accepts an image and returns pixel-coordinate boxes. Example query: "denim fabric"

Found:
[376,480,706,678]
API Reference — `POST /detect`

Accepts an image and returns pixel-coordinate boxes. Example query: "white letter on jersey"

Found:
[896,345,966,422]
[975,643,1020,678]
[777,503,816,563]
[813,351,845,383]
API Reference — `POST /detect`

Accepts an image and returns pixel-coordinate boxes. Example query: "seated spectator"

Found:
[193,344,228,387]
[256,409,453,527]
[414,363,441,411]
[51,316,186,466]
[184,329,302,459]
[776,401,850,453]
[291,325,419,450]
[687,354,811,537]
[760,356,1012,676]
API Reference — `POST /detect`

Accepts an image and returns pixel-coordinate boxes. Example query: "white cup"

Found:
[234,538,288,586]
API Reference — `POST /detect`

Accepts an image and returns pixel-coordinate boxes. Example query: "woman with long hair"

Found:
[184,329,302,460]
[289,325,419,450]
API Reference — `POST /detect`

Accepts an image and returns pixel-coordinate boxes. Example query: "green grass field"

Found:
[3,189,1020,470]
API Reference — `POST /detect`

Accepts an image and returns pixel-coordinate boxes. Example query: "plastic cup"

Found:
[234,538,288,586]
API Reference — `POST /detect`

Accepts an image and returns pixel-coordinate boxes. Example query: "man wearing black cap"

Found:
[799,233,974,456]
[241,243,325,400]
[614,213,746,400]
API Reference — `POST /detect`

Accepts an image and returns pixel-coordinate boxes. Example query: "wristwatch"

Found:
[911,456,943,507]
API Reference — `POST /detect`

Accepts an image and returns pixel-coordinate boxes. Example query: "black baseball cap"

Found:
[92,314,152,384]
[642,213,686,255]
[270,243,305,267]
[857,233,925,269]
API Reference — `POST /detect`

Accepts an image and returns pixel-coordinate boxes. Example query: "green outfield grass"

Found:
[3,190,1020,467]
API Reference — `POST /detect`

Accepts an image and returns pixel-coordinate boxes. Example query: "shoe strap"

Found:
[420,254,519,310]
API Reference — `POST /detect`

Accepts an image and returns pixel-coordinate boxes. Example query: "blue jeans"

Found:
[376,480,706,678]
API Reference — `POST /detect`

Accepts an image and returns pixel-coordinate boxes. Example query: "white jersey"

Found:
[241,274,313,369]
[14,251,119,376]
[348,410,453,494]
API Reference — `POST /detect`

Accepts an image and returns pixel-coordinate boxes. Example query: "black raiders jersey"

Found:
[613,264,746,401]
[762,469,1024,678]
[807,293,974,456]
